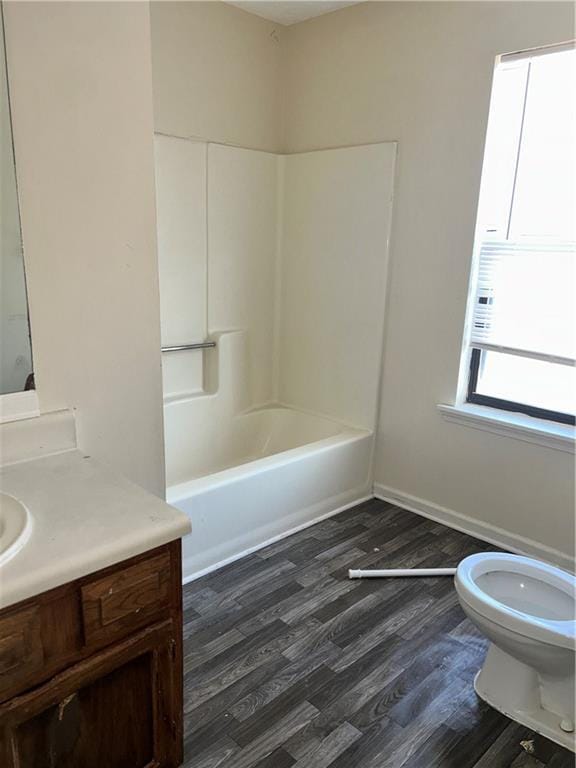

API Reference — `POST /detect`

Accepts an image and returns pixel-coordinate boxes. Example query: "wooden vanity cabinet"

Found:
[0,541,184,768]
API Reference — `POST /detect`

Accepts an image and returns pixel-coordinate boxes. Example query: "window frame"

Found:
[463,42,576,428]
[466,348,576,426]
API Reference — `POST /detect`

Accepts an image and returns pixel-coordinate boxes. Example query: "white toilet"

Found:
[455,552,576,750]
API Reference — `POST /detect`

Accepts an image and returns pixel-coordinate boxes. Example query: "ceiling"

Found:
[225,1,361,26]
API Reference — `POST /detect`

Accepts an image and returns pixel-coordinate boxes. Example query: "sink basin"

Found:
[0,493,32,566]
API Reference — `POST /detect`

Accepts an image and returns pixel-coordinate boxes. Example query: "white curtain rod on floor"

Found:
[349,567,457,579]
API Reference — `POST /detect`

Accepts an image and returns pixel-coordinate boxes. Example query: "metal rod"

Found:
[161,341,216,353]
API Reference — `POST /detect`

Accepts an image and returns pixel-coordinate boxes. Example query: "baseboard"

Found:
[373,483,574,573]
[181,493,373,586]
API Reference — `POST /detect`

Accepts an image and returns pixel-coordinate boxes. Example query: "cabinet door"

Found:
[0,620,182,768]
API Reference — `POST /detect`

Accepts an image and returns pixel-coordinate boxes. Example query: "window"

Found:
[465,43,576,426]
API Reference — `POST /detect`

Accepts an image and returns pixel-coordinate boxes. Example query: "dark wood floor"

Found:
[181,499,574,768]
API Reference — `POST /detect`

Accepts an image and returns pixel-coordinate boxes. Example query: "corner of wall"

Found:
[276,22,290,156]
[272,154,285,401]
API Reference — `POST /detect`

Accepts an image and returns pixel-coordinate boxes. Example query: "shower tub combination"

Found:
[156,141,397,583]
[165,403,373,582]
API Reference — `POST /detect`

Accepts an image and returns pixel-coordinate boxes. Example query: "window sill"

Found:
[437,403,575,454]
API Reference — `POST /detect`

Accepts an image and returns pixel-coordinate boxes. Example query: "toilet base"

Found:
[474,645,576,752]
[475,671,575,752]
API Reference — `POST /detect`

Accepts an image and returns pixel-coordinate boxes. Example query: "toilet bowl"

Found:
[455,552,576,750]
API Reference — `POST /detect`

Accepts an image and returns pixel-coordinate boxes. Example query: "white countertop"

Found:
[0,450,191,610]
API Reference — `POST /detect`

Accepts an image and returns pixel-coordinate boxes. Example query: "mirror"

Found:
[0,9,33,395]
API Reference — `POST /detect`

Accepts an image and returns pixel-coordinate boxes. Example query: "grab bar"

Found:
[161,341,216,352]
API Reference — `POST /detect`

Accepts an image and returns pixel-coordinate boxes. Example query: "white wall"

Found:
[282,1,575,559]
[4,1,165,496]
[150,1,283,152]
[154,140,279,406]
[157,140,395,435]
[155,135,207,398]
[158,143,280,487]
[208,144,279,406]
[279,144,396,430]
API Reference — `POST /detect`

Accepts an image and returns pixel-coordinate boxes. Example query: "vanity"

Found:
[0,448,191,767]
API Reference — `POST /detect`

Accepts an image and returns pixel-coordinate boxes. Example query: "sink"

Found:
[0,493,32,566]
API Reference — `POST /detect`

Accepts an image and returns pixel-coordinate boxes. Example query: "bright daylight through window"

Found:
[465,43,575,425]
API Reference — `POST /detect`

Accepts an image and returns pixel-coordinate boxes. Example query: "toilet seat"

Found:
[456,553,576,651]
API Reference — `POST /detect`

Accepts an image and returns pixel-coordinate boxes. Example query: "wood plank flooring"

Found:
[181,499,574,768]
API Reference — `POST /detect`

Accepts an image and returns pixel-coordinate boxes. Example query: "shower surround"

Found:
[154,139,396,580]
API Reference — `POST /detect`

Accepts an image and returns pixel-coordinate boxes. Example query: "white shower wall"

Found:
[279,145,396,429]
[208,144,279,406]
[155,139,396,438]
[154,135,207,397]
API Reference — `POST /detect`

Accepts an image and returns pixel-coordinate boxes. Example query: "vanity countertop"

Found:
[0,450,191,610]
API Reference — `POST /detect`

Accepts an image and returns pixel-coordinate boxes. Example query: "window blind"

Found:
[470,240,576,366]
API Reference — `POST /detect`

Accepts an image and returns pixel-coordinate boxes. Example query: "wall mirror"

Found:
[0,9,33,395]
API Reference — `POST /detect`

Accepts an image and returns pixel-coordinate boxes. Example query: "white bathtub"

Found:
[165,404,373,581]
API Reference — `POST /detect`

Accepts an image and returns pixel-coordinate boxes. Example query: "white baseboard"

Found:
[181,493,373,586]
[373,482,574,573]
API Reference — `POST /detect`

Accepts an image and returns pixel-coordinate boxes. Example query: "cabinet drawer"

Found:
[0,607,44,699]
[81,551,171,647]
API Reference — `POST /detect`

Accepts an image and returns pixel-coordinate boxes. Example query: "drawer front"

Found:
[81,552,171,647]
[0,606,44,699]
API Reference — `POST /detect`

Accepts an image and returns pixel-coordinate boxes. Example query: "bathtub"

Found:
[165,404,373,582]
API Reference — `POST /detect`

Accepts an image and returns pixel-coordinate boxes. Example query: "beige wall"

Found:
[282,2,575,558]
[4,1,165,495]
[151,1,283,152]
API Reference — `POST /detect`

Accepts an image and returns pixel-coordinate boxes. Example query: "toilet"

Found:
[455,552,576,750]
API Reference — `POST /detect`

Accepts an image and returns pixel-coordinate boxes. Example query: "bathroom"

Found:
[0,1,574,766]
